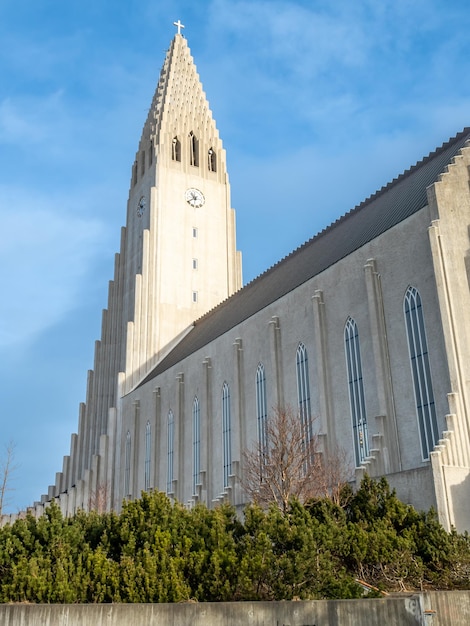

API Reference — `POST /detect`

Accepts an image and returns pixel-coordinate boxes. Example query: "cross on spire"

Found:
[173,20,185,35]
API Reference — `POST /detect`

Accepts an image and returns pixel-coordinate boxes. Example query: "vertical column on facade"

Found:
[67,485,76,517]
[428,221,470,466]
[152,387,162,492]
[106,407,117,511]
[95,434,109,512]
[311,290,335,452]
[75,405,85,483]
[176,373,185,502]
[90,453,100,511]
[232,339,244,505]
[132,275,143,389]
[97,307,109,438]
[91,339,103,457]
[54,472,62,498]
[75,479,84,512]
[112,372,125,510]
[61,456,70,494]
[81,370,95,479]
[268,316,284,409]
[82,468,92,512]
[203,357,213,504]
[59,492,68,517]
[68,434,78,490]
[139,229,151,381]
[430,450,451,531]
[364,258,401,474]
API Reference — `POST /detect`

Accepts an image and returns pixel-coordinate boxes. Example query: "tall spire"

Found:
[58,27,242,504]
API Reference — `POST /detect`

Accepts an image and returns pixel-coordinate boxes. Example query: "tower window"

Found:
[192,227,198,238]
[192,258,198,270]
[132,161,138,187]
[172,136,181,162]
[208,147,217,172]
[149,140,154,166]
[189,131,199,167]
[192,291,198,303]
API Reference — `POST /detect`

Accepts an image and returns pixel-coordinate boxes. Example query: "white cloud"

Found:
[0,188,106,349]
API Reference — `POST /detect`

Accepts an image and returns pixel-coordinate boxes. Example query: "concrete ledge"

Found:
[0,592,469,625]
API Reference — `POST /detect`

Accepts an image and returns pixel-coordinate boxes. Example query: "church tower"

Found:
[66,24,242,499]
[122,24,242,388]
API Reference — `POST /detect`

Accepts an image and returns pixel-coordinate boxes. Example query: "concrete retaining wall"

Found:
[0,592,469,625]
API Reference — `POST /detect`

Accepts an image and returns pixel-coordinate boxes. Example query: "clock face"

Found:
[136,196,146,217]
[185,188,205,208]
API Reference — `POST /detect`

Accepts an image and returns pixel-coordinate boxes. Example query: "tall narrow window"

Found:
[222,382,232,490]
[172,136,181,161]
[132,161,138,187]
[189,131,199,166]
[256,364,268,468]
[144,421,151,491]
[140,150,146,176]
[208,147,217,172]
[124,430,131,498]
[404,286,439,460]
[149,139,154,166]
[167,410,174,494]
[192,397,201,495]
[344,317,369,466]
[296,343,313,449]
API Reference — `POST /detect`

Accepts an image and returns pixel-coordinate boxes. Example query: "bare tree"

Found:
[311,444,354,506]
[242,406,352,512]
[242,406,319,512]
[0,441,17,516]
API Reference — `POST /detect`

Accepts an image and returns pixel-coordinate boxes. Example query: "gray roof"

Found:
[139,128,470,387]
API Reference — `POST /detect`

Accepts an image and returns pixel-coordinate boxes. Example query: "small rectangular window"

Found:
[192,227,198,238]
[192,291,198,302]
[192,258,198,270]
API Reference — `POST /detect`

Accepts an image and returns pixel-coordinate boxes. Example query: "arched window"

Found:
[222,382,232,489]
[192,397,201,495]
[144,421,151,491]
[256,363,268,462]
[208,147,217,172]
[344,317,369,466]
[167,410,174,494]
[124,430,131,498]
[404,286,439,460]
[172,136,181,162]
[296,343,313,448]
[189,131,199,166]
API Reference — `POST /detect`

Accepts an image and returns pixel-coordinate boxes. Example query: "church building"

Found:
[10,25,470,531]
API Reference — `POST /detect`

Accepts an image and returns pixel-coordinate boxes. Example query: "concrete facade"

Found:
[0,593,469,625]
[4,27,470,532]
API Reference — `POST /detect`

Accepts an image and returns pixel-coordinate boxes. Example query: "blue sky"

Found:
[1,0,470,512]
